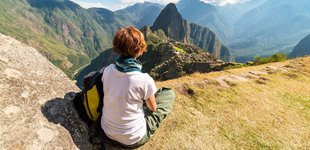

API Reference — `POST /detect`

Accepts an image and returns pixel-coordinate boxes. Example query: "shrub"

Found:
[253,53,287,65]
[224,53,288,70]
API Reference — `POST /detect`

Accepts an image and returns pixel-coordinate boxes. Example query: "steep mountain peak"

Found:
[151,3,187,43]
[151,3,233,61]
[152,3,182,24]
[163,3,178,10]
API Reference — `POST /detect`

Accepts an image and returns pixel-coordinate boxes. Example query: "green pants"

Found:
[92,87,176,149]
[130,87,176,148]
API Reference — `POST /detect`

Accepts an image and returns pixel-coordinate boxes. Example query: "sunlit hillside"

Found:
[136,57,310,149]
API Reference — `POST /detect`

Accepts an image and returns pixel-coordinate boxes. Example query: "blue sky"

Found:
[71,0,248,11]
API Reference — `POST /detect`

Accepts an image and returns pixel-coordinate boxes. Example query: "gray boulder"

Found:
[0,33,91,149]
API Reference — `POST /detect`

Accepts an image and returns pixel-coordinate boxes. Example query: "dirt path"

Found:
[215,65,289,87]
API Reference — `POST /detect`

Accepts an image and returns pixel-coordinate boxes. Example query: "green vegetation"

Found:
[225,53,288,70]
[0,0,126,78]
[253,53,287,65]
[141,26,165,45]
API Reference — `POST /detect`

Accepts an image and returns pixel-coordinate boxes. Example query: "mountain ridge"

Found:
[0,0,123,77]
[0,0,233,78]
[75,25,233,87]
[232,0,310,58]
[177,0,232,43]
[75,3,235,86]
[174,0,310,61]
[289,34,310,58]
[115,2,163,28]
[151,3,233,62]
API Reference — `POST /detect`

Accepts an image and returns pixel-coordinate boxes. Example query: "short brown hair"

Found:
[113,26,147,58]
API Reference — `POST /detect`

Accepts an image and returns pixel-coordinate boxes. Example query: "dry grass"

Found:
[138,57,310,149]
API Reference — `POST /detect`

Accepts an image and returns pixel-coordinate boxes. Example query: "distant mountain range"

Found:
[176,0,232,43]
[151,3,232,62]
[170,0,310,61]
[232,0,310,60]
[115,2,163,28]
[75,4,233,87]
[0,0,124,77]
[1,0,310,78]
[117,0,310,61]
[0,0,162,77]
[0,0,233,78]
[88,0,310,62]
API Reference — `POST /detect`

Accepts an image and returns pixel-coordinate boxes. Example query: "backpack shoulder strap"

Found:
[97,67,105,113]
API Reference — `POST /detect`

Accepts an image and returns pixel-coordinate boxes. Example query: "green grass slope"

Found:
[139,56,310,149]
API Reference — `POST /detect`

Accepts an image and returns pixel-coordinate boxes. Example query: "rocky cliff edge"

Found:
[0,33,91,149]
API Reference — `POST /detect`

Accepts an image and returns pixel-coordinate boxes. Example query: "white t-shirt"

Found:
[100,64,157,145]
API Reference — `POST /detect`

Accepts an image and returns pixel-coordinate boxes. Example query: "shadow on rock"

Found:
[41,92,131,150]
[41,92,92,150]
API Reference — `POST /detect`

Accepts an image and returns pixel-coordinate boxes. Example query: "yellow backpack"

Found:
[73,69,104,125]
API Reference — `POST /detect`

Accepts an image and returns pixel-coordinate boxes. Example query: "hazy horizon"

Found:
[70,0,249,11]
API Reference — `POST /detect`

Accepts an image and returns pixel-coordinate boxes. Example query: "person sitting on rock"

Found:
[99,26,176,148]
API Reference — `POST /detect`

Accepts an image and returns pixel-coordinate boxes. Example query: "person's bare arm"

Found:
[146,95,157,112]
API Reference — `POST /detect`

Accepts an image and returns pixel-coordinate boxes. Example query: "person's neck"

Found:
[115,55,142,73]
